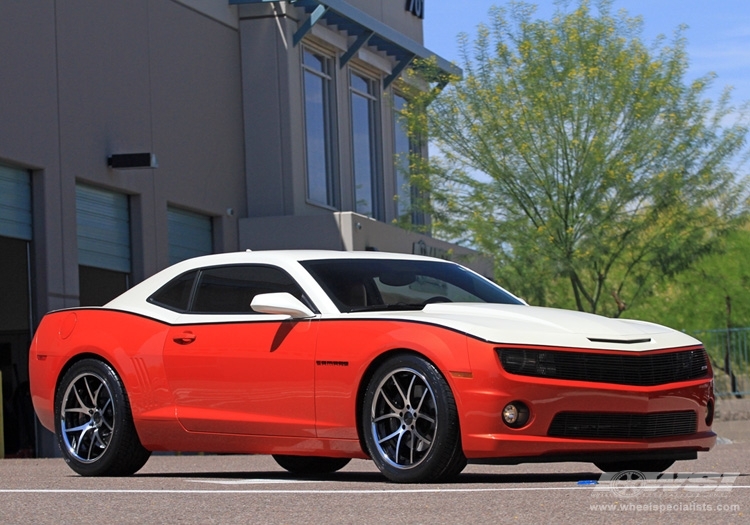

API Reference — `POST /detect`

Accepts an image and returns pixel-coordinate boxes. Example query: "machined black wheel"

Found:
[55,359,151,476]
[272,455,351,475]
[362,354,465,483]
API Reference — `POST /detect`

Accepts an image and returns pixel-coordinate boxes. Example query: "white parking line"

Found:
[185,478,324,485]
[2,484,749,495]
[0,487,632,494]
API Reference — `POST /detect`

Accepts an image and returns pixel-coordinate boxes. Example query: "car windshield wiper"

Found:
[348,303,425,312]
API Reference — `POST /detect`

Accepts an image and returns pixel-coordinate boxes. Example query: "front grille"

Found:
[548,411,697,439]
[498,347,708,386]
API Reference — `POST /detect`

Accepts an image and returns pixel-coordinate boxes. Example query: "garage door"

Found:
[167,207,212,265]
[0,165,32,241]
[76,184,131,273]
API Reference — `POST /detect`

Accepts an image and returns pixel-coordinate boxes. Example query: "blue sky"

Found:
[423,0,750,109]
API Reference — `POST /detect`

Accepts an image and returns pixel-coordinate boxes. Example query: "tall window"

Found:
[302,48,336,207]
[350,71,380,219]
[393,94,424,225]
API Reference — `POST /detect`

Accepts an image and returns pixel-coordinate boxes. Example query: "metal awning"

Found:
[230,0,462,88]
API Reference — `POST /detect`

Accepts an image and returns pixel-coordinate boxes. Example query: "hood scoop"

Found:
[588,337,652,345]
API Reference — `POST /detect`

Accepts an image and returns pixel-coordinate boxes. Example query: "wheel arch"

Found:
[55,352,124,400]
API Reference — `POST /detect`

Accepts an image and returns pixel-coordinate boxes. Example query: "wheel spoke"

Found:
[73,386,92,413]
[378,427,403,445]
[65,422,92,433]
[373,412,400,423]
[64,407,90,416]
[394,429,406,463]
[405,375,416,406]
[74,426,94,457]
[411,427,432,447]
[377,388,401,415]
[390,375,408,407]
[414,386,429,413]
[84,377,97,406]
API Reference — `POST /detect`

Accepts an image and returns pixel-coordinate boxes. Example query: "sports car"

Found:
[29,250,715,482]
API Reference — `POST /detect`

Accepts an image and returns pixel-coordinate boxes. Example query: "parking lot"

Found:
[1,438,748,525]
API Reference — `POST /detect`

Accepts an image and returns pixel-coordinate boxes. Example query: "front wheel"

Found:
[362,354,465,483]
[54,359,151,476]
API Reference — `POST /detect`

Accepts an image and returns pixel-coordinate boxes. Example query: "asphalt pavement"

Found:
[1,439,748,525]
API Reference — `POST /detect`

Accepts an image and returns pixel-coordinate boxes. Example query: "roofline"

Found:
[230,0,462,84]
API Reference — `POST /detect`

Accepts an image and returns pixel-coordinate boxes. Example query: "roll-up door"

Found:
[167,207,212,265]
[76,184,131,273]
[0,165,32,241]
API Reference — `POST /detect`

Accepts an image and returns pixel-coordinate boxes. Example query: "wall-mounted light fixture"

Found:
[107,153,158,169]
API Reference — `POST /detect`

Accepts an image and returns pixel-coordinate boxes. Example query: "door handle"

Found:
[173,331,196,345]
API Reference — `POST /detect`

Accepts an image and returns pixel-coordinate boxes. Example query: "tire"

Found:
[54,359,151,476]
[272,455,351,475]
[594,459,675,473]
[362,354,465,483]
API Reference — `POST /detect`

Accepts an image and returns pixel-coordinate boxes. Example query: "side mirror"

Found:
[250,292,315,319]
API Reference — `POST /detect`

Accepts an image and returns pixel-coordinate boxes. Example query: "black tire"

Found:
[361,354,465,483]
[54,359,151,476]
[594,459,675,473]
[272,455,351,474]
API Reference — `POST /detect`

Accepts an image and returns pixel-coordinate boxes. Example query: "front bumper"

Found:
[458,340,716,461]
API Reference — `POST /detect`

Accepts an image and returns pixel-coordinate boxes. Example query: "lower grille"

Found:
[548,411,697,439]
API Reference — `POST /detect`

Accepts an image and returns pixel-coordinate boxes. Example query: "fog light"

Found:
[502,401,530,428]
[705,400,714,426]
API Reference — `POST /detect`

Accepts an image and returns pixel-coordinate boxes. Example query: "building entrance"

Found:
[0,235,34,458]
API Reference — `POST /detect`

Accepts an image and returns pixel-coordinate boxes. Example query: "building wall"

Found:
[0,0,246,314]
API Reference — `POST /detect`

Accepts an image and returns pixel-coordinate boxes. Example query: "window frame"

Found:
[348,68,382,220]
[301,45,338,209]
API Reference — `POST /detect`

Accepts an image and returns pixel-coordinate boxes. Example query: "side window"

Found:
[148,270,198,312]
[190,265,305,314]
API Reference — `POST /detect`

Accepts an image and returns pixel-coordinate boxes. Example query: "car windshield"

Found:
[301,259,523,313]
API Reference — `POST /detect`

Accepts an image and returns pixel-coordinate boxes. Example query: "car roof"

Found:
[161,250,451,272]
[102,249,461,318]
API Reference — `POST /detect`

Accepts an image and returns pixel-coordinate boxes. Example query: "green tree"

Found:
[625,226,750,331]
[403,0,748,316]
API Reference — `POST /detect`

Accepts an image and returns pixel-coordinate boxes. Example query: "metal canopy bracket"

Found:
[340,30,373,68]
[383,53,415,88]
[293,4,329,46]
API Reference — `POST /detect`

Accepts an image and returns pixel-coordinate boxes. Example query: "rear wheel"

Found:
[55,359,151,476]
[272,455,351,475]
[362,354,465,483]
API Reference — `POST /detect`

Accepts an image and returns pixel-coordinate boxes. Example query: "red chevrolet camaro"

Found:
[29,250,715,482]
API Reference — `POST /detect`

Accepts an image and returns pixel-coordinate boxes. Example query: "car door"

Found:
[162,264,318,437]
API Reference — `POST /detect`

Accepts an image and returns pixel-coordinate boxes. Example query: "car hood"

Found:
[361,303,700,351]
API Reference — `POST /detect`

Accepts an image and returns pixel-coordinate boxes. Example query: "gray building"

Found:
[0,0,484,458]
